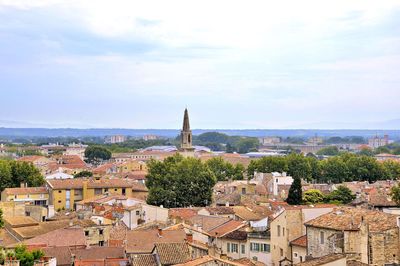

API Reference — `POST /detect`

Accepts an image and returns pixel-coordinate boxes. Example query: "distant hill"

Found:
[0,128,399,139]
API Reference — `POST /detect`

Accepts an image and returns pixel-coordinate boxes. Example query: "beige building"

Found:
[1,187,49,206]
[270,205,334,266]
[305,207,400,266]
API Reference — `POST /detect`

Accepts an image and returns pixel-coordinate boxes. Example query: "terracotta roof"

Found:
[232,206,263,221]
[188,215,230,232]
[24,227,87,247]
[175,255,247,266]
[204,207,234,215]
[17,156,48,162]
[169,208,199,220]
[0,229,19,247]
[125,228,187,253]
[71,247,125,260]
[208,220,246,237]
[290,235,307,247]
[4,216,39,227]
[131,254,158,266]
[132,182,148,192]
[154,242,191,265]
[74,258,129,266]
[215,192,241,206]
[234,258,266,266]
[3,187,48,195]
[47,178,134,189]
[120,171,147,180]
[43,247,72,266]
[93,163,116,174]
[305,207,398,232]
[296,254,346,266]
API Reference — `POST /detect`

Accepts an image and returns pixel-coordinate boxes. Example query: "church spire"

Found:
[180,108,193,151]
[182,108,190,131]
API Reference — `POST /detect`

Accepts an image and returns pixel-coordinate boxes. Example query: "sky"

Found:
[1,0,400,129]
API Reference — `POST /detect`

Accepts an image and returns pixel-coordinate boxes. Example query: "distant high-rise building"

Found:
[180,108,194,153]
[109,135,127,144]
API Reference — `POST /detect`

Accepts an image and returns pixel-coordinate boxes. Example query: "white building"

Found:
[46,170,74,180]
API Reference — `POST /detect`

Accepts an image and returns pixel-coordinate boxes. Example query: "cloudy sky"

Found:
[1,0,400,129]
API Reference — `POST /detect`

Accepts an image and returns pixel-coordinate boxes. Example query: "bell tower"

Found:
[180,108,194,151]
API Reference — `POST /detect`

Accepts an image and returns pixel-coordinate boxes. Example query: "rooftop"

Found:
[305,207,399,232]
[3,187,48,195]
[154,242,191,265]
[47,178,135,189]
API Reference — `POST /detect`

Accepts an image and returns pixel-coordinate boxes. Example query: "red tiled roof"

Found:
[208,220,246,237]
[47,178,134,189]
[3,187,47,195]
[169,208,199,220]
[24,227,87,247]
[290,235,307,247]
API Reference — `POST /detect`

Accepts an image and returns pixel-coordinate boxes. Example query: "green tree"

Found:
[235,138,259,154]
[247,156,288,178]
[303,189,325,204]
[0,208,4,228]
[74,170,93,178]
[328,185,356,204]
[287,154,312,181]
[286,177,302,205]
[390,183,400,206]
[12,245,44,266]
[0,160,13,192]
[316,146,339,156]
[319,156,349,183]
[197,132,229,143]
[146,154,216,208]
[306,156,322,180]
[232,164,245,180]
[346,156,388,182]
[84,146,112,164]
[9,161,45,187]
[382,160,400,180]
[358,147,374,157]
[205,157,235,181]
[375,146,391,154]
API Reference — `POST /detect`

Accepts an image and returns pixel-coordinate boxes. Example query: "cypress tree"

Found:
[286,177,302,205]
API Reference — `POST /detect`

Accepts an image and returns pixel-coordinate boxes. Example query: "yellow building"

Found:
[46,178,135,211]
[118,159,147,173]
[1,187,49,206]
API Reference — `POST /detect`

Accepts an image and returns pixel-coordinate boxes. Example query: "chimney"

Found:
[158,227,162,237]
[220,254,228,260]
[186,233,193,243]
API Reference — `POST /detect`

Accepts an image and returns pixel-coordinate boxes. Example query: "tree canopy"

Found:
[205,157,244,181]
[84,146,112,164]
[74,170,93,178]
[316,146,339,156]
[146,154,217,208]
[0,160,45,192]
[286,177,302,205]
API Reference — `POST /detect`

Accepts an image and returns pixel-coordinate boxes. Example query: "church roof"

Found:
[182,108,190,131]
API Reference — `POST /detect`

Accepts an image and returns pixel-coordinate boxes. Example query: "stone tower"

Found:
[180,108,194,151]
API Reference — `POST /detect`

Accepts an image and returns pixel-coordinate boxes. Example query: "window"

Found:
[231,243,238,253]
[280,248,283,257]
[227,243,230,253]
[283,227,285,236]
[294,252,298,258]
[58,200,62,203]
[320,231,325,244]
[136,210,140,216]
[25,211,30,216]
[114,189,117,192]
[99,229,103,235]
[250,243,260,252]
[27,194,30,198]
[241,244,245,254]
[122,188,126,195]
[277,225,281,237]
[85,231,89,236]
[241,188,246,195]
[14,195,17,199]
[99,241,104,246]
[261,244,270,253]
[58,190,62,193]
[104,188,108,192]
[300,256,303,262]
[94,188,102,195]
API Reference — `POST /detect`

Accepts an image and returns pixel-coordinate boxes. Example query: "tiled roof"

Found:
[208,220,246,237]
[154,242,191,265]
[71,247,125,260]
[17,156,48,162]
[47,178,134,189]
[125,228,187,253]
[169,208,199,220]
[132,182,148,192]
[290,235,307,247]
[188,215,230,232]
[175,255,247,266]
[0,229,19,247]
[232,206,263,221]
[296,254,346,266]
[205,207,234,215]
[23,227,86,247]
[215,192,241,206]
[305,207,398,232]
[3,187,48,195]
[42,247,72,266]
[131,254,158,266]
[4,216,39,227]
[234,257,266,266]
